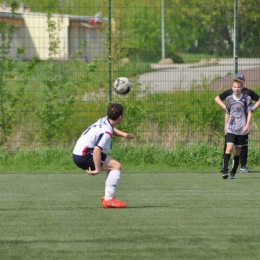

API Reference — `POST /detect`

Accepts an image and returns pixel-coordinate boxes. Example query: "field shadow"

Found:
[125,205,169,209]
[77,205,169,210]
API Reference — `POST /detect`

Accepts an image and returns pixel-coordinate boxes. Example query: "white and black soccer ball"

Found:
[114,77,132,95]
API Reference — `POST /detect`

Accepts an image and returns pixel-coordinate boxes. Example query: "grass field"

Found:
[1,172,260,260]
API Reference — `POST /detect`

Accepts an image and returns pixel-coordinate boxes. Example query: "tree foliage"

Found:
[0,3,37,146]
[164,0,260,56]
[3,0,260,57]
[35,12,75,145]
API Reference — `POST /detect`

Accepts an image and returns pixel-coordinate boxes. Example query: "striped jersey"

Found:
[225,94,253,135]
[73,116,113,156]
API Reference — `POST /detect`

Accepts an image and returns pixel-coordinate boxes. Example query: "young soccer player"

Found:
[215,73,260,173]
[222,79,254,179]
[73,103,134,208]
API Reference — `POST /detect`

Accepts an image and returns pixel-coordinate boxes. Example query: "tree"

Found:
[35,12,75,145]
[165,0,260,56]
[3,0,260,57]
[0,1,37,146]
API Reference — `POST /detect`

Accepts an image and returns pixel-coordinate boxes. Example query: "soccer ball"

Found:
[114,77,132,95]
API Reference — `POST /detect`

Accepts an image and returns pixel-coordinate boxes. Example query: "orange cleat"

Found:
[101,195,104,202]
[102,197,127,208]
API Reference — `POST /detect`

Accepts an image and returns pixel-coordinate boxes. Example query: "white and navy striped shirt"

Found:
[73,116,113,156]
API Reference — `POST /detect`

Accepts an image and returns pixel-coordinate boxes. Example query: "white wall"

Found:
[22,13,69,60]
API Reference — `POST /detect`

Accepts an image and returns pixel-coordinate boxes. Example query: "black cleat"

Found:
[229,172,236,179]
[222,173,228,179]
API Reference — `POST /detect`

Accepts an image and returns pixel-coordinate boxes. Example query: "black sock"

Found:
[223,153,231,173]
[231,155,240,174]
[240,146,248,167]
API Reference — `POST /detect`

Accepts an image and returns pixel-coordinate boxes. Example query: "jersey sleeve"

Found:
[219,89,233,101]
[249,90,260,102]
[95,131,112,150]
[246,96,254,113]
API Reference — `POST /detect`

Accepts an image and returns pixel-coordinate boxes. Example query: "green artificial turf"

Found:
[0,172,260,260]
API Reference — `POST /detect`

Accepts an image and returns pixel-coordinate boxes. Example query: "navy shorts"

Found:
[226,133,248,147]
[73,152,107,171]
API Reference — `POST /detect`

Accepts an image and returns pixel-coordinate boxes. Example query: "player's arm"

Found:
[243,111,252,134]
[215,89,232,110]
[86,146,102,175]
[113,128,135,139]
[253,98,260,111]
[248,90,260,111]
[215,96,226,110]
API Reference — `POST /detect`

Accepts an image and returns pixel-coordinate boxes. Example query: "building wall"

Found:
[22,13,70,60]
[0,11,104,61]
[69,23,105,61]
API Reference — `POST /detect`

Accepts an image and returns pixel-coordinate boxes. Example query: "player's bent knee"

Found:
[109,160,121,170]
[114,161,122,170]
[103,156,122,170]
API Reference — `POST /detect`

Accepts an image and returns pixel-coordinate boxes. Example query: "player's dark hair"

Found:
[107,103,124,120]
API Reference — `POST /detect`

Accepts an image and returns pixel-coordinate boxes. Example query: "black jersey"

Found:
[219,87,260,102]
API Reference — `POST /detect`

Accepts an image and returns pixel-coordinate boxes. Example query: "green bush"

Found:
[1,142,260,173]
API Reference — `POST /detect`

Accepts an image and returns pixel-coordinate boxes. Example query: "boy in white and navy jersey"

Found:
[73,103,134,208]
[222,79,254,179]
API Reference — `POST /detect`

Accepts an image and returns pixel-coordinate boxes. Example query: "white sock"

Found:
[104,170,121,201]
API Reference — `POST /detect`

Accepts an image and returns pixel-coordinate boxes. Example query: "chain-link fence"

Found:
[0,0,260,150]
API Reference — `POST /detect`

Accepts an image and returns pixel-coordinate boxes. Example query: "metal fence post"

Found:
[234,0,238,74]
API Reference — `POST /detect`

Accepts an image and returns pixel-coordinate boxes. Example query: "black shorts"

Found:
[73,151,107,171]
[226,133,248,147]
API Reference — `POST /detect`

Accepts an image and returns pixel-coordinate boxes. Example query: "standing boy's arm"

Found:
[253,98,260,111]
[243,111,252,134]
[215,96,226,110]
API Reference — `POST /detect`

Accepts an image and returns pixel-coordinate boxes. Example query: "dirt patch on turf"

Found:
[209,67,260,92]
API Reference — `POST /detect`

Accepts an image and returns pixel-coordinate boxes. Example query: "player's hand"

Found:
[242,126,249,134]
[125,133,135,139]
[86,167,100,175]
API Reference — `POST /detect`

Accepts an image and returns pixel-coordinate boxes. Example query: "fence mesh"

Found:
[0,0,260,150]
